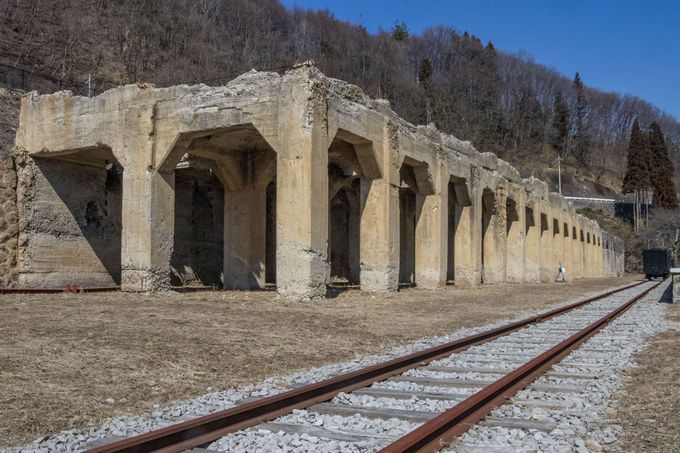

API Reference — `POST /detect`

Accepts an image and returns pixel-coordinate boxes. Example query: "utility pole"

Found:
[557,155,562,195]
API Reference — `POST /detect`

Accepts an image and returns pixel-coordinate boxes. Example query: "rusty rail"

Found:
[85,281,645,453]
[0,286,120,294]
[379,280,659,452]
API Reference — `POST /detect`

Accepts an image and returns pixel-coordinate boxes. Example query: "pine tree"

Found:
[572,72,590,166]
[648,121,679,209]
[622,119,651,229]
[390,21,409,41]
[550,91,570,155]
[622,119,647,193]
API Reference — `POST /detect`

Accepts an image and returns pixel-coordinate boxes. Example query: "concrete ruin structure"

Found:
[12,63,625,298]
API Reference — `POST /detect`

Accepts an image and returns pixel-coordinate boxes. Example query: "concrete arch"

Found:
[19,145,124,288]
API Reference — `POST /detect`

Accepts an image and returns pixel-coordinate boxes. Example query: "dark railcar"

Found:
[642,248,672,280]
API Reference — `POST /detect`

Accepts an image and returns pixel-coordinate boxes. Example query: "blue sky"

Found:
[281,0,680,120]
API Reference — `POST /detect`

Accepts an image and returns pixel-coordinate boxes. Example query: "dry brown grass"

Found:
[611,295,680,453]
[0,276,637,447]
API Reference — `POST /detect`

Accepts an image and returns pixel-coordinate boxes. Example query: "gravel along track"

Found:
[6,281,668,453]
[202,281,668,453]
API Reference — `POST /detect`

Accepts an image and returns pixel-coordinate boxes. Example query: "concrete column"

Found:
[538,207,552,282]
[583,228,593,278]
[121,169,174,291]
[223,188,266,289]
[572,224,583,279]
[415,167,447,288]
[598,236,605,276]
[551,213,563,279]
[481,189,506,283]
[563,221,573,280]
[524,207,541,282]
[505,197,525,283]
[454,200,475,286]
[276,81,329,299]
[360,177,399,291]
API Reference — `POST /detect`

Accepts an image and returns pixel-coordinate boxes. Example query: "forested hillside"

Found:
[2,0,679,194]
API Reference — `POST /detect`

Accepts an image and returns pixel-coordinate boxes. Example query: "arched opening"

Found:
[171,162,224,286]
[328,182,360,284]
[265,180,276,285]
[25,147,123,287]
[327,132,374,288]
[172,124,277,290]
[447,182,457,282]
[399,164,418,286]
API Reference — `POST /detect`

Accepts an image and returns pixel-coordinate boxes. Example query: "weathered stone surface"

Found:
[12,63,624,296]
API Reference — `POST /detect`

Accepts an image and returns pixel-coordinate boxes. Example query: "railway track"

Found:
[86,280,659,453]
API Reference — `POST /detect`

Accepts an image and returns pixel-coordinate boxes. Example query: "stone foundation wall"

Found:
[0,156,17,285]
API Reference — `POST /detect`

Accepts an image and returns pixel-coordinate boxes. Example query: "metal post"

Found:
[557,156,562,195]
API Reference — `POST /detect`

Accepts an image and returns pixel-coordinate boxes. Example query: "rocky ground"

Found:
[0,276,638,448]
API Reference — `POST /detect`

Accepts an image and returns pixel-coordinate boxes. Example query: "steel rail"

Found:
[85,280,645,453]
[379,280,660,453]
[0,286,120,294]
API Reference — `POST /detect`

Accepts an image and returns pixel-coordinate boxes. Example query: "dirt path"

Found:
[0,276,638,447]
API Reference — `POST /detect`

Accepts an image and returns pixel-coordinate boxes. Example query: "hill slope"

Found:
[1,0,679,195]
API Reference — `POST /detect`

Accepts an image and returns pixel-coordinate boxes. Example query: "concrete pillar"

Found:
[524,207,541,282]
[448,178,475,286]
[481,188,506,283]
[415,165,447,288]
[505,197,525,283]
[563,221,573,280]
[223,188,266,289]
[360,177,399,291]
[538,208,553,282]
[276,82,329,299]
[599,236,605,277]
[583,227,593,278]
[551,213,564,279]
[120,169,174,291]
[453,200,476,286]
[572,224,583,279]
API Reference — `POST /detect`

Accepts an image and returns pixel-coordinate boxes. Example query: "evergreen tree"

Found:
[648,122,679,208]
[390,21,409,41]
[572,72,590,166]
[550,91,570,155]
[621,119,648,193]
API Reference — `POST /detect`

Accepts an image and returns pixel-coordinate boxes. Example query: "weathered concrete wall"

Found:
[14,153,121,287]
[13,63,625,297]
